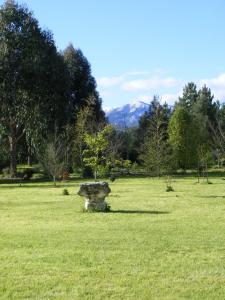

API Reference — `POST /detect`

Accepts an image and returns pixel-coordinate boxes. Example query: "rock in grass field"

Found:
[78,181,111,212]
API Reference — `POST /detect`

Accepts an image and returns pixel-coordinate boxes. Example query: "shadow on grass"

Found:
[110,210,169,214]
[198,195,225,199]
[0,184,78,189]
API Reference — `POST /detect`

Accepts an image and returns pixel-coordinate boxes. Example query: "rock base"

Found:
[85,199,107,212]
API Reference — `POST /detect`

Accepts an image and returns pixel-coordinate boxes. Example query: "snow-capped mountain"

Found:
[105,101,149,127]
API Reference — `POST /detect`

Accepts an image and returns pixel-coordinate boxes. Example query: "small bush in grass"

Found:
[62,189,69,195]
[109,174,116,182]
[165,175,174,192]
[166,186,174,192]
[105,203,111,212]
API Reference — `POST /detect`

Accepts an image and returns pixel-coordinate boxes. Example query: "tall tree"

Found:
[63,44,105,125]
[0,0,68,177]
[178,82,198,109]
[168,105,197,169]
[139,97,171,176]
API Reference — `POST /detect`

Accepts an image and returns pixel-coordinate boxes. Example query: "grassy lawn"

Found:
[1,177,225,299]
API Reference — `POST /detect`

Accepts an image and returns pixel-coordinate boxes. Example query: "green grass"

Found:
[1,177,225,299]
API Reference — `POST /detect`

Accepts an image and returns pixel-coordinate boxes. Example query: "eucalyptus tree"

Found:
[0,0,68,177]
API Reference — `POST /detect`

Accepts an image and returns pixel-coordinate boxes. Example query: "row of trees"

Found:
[1,1,225,181]
[0,0,105,177]
[126,83,225,176]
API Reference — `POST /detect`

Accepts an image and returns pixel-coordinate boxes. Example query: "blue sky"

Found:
[2,0,225,108]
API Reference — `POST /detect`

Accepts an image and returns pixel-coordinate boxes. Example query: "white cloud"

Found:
[97,75,125,88]
[97,71,161,88]
[122,77,181,92]
[199,73,225,100]
[99,71,225,108]
[161,93,181,105]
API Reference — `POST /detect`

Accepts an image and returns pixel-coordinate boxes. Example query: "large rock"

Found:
[78,182,111,212]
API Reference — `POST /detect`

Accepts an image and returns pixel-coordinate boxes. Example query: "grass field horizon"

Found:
[1,176,225,299]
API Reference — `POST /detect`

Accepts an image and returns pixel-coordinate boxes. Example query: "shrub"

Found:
[22,168,34,180]
[62,189,69,195]
[165,175,174,192]
[105,203,111,212]
[98,165,110,178]
[2,167,10,178]
[82,166,93,178]
[166,186,174,192]
[109,174,116,182]
[62,171,70,181]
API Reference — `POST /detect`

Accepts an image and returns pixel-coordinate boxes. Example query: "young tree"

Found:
[82,125,113,181]
[168,105,197,169]
[139,99,171,176]
[40,137,66,186]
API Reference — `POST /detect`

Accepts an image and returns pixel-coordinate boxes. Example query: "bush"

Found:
[165,175,174,192]
[82,166,93,178]
[2,167,10,178]
[62,189,69,195]
[166,186,174,192]
[109,174,116,182]
[98,165,110,178]
[62,171,70,181]
[22,168,34,180]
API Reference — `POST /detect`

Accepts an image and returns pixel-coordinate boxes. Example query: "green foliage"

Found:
[82,125,113,180]
[39,137,66,185]
[2,167,10,178]
[139,97,172,176]
[0,0,68,177]
[21,168,34,180]
[169,105,197,169]
[63,44,105,125]
[165,176,174,192]
[62,189,69,195]
[178,82,198,108]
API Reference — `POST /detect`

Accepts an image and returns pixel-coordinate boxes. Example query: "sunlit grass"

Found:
[1,177,225,299]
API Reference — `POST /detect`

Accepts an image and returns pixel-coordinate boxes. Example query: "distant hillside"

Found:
[105,101,149,127]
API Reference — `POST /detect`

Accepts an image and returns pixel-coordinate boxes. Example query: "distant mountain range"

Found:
[105,101,149,128]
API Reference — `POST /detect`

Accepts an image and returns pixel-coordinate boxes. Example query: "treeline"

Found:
[0,1,105,177]
[123,83,225,176]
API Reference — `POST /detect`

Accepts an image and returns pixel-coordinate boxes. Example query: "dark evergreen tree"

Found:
[63,44,105,125]
[178,82,198,108]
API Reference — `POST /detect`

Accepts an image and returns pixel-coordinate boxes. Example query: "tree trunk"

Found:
[27,155,31,166]
[9,134,17,178]
[206,164,209,183]
[27,143,32,166]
